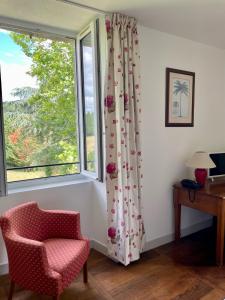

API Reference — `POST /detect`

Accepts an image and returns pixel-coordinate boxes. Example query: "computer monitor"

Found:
[209,152,225,178]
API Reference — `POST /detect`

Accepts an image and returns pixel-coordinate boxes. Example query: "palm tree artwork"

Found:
[173,80,189,117]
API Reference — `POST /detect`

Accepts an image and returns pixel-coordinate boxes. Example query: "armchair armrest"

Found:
[40,209,82,240]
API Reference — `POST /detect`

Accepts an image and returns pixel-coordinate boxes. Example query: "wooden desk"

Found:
[173,179,225,266]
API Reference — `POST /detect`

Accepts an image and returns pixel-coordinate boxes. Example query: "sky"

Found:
[0,29,37,102]
[82,41,94,113]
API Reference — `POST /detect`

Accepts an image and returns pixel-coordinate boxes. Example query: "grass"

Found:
[7,170,46,182]
[7,136,95,182]
[7,166,80,182]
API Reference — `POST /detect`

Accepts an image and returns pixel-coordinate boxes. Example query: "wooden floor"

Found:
[1,228,225,299]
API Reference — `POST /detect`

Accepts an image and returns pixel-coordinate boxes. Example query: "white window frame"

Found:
[77,19,103,181]
[0,18,103,194]
[0,68,7,196]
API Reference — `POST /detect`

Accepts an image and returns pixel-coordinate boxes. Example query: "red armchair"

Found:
[0,202,90,300]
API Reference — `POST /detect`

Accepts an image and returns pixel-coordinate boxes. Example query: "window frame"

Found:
[0,29,81,187]
[0,68,7,196]
[0,18,103,193]
[76,20,103,181]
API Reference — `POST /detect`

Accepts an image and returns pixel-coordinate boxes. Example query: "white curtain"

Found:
[104,13,145,266]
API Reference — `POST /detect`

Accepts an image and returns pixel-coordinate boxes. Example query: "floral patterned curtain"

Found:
[104,13,145,266]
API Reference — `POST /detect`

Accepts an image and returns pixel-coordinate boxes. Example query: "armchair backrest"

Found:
[0,202,45,241]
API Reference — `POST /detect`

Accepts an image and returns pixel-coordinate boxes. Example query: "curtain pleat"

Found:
[104,13,145,266]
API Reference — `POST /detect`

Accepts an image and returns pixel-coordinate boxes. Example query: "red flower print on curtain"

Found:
[104,13,145,266]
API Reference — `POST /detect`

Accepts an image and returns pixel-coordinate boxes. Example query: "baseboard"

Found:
[91,218,213,256]
[0,219,212,275]
[90,239,108,256]
[181,218,212,238]
[143,218,212,252]
[0,262,8,275]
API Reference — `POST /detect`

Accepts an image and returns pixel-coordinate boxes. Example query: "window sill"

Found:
[7,174,94,195]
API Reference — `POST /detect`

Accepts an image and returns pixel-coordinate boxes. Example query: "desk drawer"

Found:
[177,188,218,215]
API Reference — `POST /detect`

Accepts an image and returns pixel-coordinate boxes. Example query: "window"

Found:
[0,30,79,183]
[80,32,96,172]
[77,21,102,178]
[0,20,102,194]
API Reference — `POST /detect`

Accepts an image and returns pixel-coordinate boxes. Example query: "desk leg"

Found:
[174,188,181,241]
[216,202,225,267]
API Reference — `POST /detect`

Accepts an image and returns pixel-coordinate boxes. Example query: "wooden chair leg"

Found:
[8,280,15,300]
[83,261,88,283]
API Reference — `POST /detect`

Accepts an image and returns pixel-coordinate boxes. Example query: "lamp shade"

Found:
[186,151,216,169]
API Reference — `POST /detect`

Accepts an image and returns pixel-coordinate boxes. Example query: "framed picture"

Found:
[165,68,195,127]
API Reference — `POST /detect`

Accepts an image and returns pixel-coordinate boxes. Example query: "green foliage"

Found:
[10,87,37,101]
[4,97,38,168]
[85,112,94,136]
[4,32,79,177]
[87,150,95,172]
[4,119,38,168]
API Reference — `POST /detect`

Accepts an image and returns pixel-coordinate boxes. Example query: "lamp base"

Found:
[195,168,207,186]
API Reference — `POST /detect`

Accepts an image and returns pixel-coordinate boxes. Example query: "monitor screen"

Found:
[209,153,225,176]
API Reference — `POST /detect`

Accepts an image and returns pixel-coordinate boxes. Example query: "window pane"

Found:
[81,33,96,172]
[7,164,79,182]
[0,29,80,182]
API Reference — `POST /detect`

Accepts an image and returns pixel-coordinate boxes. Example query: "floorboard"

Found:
[0,227,225,299]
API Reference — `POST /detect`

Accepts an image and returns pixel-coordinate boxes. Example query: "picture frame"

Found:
[165,68,195,127]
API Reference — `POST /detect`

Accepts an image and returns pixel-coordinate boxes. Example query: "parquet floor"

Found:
[0,228,225,299]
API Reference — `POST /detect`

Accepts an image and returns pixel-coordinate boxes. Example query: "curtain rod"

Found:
[55,0,109,15]
[0,17,77,40]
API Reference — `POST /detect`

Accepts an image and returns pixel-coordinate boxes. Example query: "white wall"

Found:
[140,26,225,242]
[1,24,225,270]
[91,181,107,246]
[90,25,225,248]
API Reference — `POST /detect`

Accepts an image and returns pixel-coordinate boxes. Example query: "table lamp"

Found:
[186,151,216,186]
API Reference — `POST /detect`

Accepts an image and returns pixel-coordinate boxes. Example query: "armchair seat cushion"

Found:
[44,238,89,288]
